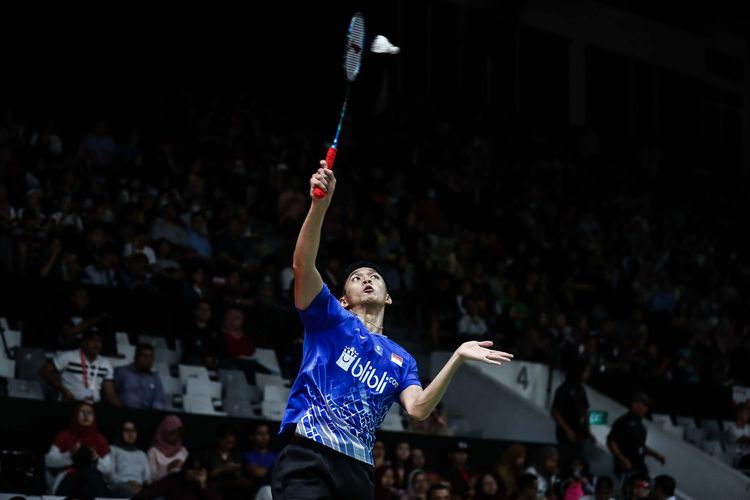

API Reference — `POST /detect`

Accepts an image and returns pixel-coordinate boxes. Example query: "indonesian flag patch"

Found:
[390,353,403,367]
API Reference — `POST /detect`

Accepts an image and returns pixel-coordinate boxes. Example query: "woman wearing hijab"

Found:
[45,401,112,493]
[109,420,151,497]
[148,415,189,482]
[402,468,429,500]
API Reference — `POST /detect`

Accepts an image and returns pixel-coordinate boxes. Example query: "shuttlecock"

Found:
[371,35,400,54]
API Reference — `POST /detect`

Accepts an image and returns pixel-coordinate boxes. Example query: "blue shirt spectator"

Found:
[113,344,165,410]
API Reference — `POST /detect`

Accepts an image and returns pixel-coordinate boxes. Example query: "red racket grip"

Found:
[313,147,337,199]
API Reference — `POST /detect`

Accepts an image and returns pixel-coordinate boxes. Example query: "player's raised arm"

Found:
[293,161,337,310]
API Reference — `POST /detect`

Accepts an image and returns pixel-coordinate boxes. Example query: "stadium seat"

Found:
[154,347,180,366]
[185,378,222,399]
[250,348,282,374]
[224,397,257,418]
[0,329,21,359]
[662,423,685,439]
[380,406,404,431]
[700,418,723,440]
[182,394,225,415]
[139,334,169,350]
[15,347,47,381]
[676,415,698,430]
[651,413,672,427]
[701,439,724,456]
[263,385,290,403]
[178,364,210,388]
[684,426,706,446]
[159,374,183,397]
[153,361,171,377]
[116,344,136,365]
[0,358,16,379]
[6,378,44,400]
[260,400,286,421]
[255,373,287,388]
[116,331,131,346]
[218,368,247,385]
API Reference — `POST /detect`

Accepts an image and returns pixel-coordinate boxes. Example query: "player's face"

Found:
[342,268,391,307]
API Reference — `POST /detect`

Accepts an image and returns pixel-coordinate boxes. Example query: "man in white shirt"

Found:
[41,330,122,406]
[725,403,750,467]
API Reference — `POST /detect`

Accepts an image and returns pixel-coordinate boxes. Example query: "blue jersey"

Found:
[280,284,421,465]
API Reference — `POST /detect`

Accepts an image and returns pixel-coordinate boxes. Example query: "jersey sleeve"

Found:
[297,284,350,334]
[399,355,422,393]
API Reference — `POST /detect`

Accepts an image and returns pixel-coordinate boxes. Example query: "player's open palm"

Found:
[457,340,513,366]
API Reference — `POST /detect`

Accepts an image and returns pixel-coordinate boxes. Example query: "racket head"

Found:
[343,12,365,82]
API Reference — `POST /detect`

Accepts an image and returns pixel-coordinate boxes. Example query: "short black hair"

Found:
[341,260,387,295]
[595,475,614,491]
[653,475,676,495]
[631,392,650,406]
[518,473,538,491]
[427,483,451,496]
[135,343,155,355]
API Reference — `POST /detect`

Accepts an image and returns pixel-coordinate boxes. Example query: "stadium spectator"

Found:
[206,425,251,500]
[108,420,151,497]
[133,455,221,500]
[524,446,560,498]
[54,446,113,498]
[57,287,106,350]
[515,473,540,500]
[181,299,222,369]
[606,393,665,479]
[724,403,750,468]
[114,343,166,410]
[222,308,256,358]
[403,469,429,500]
[410,447,426,471]
[495,444,526,498]
[393,441,412,489]
[148,415,189,482]
[375,465,402,500]
[45,402,112,494]
[624,473,650,499]
[444,440,473,498]
[373,439,389,468]
[426,482,452,500]
[41,330,122,406]
[473,472,505,500]
[580,475,614,500]
[551,362,594,472]
[652,474,676,500]
[244,422,277,490]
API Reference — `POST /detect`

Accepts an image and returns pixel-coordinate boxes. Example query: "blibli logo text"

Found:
[336,347,398,394]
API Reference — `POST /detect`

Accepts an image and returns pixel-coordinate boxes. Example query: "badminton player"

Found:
[271,161,513,499]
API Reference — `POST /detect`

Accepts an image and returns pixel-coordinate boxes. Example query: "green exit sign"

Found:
[589,410,608,425]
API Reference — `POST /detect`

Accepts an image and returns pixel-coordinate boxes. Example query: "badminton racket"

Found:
[313,12,365,199]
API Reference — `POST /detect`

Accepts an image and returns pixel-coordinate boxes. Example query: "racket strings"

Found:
[344,14,365,82]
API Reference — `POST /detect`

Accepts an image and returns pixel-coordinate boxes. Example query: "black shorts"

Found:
[271,435,374,500]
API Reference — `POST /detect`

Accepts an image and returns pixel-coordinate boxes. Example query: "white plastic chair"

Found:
[183,394,225,415]
[186,378,222,399]
[7,378,44,400]
[263,384,290,403]
[260,400,286,421]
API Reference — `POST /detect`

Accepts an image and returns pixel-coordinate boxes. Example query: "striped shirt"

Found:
[53,349,114,402]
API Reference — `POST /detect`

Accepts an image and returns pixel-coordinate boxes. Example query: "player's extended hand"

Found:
[456,340,513,366]
[310,161,336,202]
